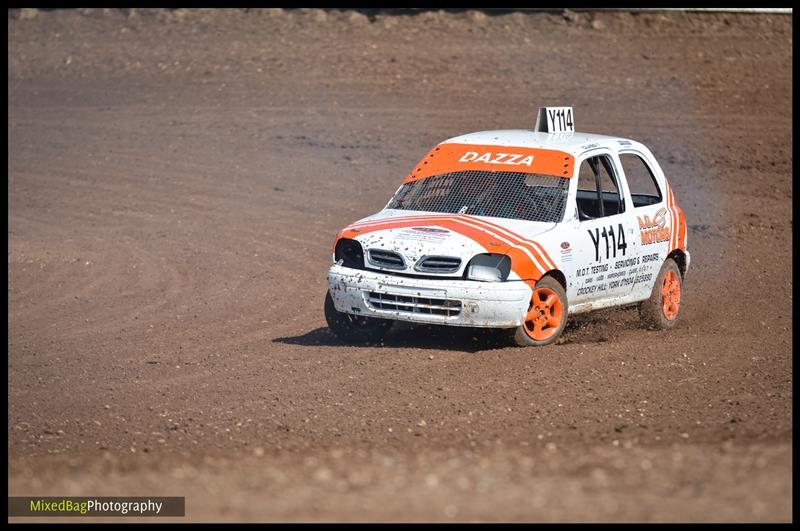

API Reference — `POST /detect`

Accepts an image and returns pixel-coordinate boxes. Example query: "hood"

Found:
[339,210,557,278]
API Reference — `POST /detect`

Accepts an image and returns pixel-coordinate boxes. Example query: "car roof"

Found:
[441,129,643,158]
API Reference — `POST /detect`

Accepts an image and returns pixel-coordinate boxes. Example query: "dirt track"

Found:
[8,9,793,522]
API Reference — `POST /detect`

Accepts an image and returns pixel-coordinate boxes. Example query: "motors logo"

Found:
[637,207,670,245]
[458,151,535,167]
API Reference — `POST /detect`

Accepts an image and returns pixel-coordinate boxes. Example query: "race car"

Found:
[325,107,688,346]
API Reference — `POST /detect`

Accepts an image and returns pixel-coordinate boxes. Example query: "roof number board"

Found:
[535,106,575,133]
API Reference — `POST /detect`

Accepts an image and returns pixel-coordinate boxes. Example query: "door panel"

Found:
[618,150,672,301]
[567,152,638,304]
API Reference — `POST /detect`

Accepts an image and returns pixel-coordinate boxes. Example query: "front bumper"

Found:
[327,264,532,328]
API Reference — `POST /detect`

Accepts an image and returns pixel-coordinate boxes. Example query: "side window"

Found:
[578,159,597,193]
[575,155,625,221]
[619,153,662,207]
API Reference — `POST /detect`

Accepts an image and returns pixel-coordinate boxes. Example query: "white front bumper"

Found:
[327,264,532,328]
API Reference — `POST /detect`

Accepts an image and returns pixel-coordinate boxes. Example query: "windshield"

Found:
[387,170,569,223]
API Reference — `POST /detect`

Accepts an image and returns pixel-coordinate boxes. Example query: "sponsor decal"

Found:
[394,226,452,243]
[637,207,670,245]
[458,151,535,167]
[560,240,572,261]
[411,227,449,234]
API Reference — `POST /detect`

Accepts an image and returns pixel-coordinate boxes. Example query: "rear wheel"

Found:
[510,276,568,347]
[639,258,683,329]
[324,291,392,344]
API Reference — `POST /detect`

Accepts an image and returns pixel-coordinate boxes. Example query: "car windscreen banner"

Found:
[404,143,575,182]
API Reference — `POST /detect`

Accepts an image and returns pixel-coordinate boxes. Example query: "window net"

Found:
[387,170,569,223]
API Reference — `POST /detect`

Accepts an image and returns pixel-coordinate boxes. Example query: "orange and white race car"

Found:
[325,107,688,346]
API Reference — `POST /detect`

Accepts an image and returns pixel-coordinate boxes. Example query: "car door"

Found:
[616,149,671,300]
[566,151,638,305]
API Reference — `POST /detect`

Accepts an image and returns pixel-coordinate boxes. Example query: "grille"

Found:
[367,249,406,269]
[367,291,462,317]
[414,255,462,274]
[387,170,569,223]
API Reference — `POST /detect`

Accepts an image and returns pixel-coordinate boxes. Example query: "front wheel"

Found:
[639,258,683,329]
[324,291,393,344]
[509,276,568,347]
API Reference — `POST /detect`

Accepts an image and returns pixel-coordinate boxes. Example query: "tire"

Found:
[324,291,393,344]
[639,258,683,329]
[509,276,568,347]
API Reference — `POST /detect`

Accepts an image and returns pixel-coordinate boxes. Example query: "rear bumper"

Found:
[326,264,532,328]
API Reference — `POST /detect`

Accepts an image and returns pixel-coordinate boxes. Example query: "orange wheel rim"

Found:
[661,270,681,320]
[524,287,563,341]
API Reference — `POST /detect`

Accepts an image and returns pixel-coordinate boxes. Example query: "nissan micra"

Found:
[325,107,689,346]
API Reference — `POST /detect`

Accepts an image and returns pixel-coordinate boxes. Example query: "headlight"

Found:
[465,253,511,282]
[334,238,365,270]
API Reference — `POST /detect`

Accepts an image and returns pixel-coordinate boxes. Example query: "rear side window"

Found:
[620,153,662,207]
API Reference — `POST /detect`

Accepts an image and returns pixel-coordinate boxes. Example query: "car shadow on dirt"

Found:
[273,307,643,352]
[272,323,510,353]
